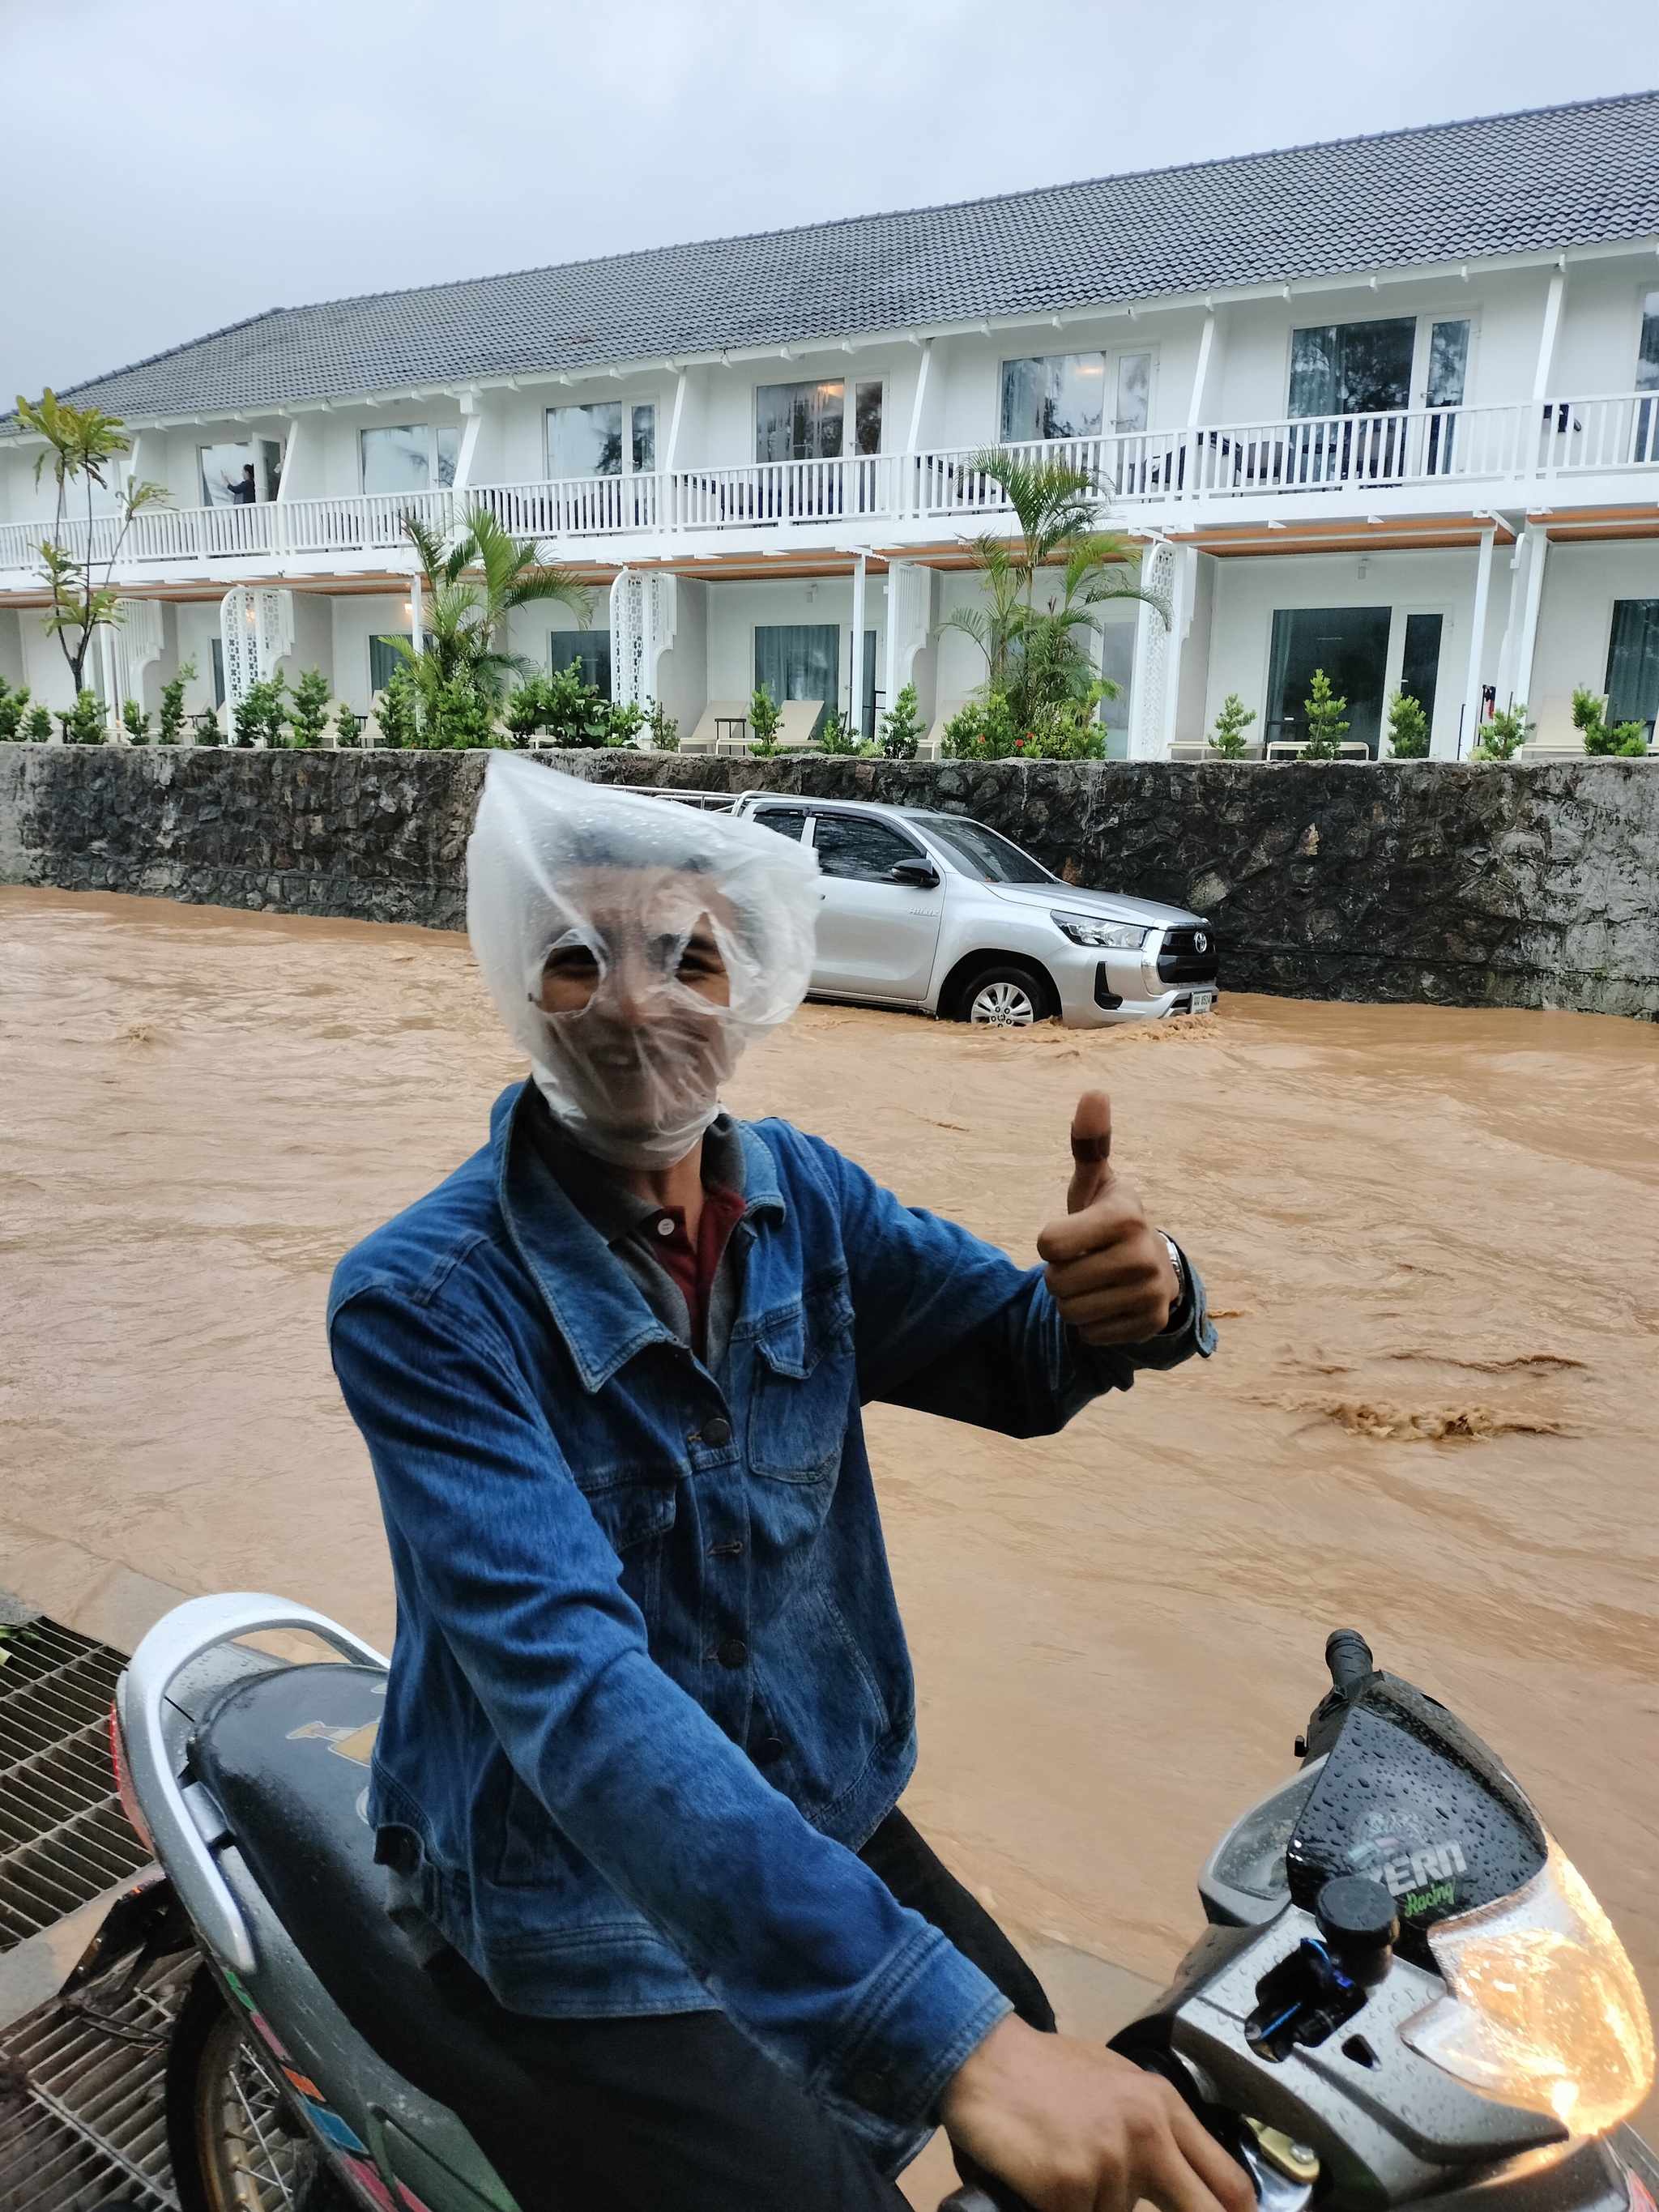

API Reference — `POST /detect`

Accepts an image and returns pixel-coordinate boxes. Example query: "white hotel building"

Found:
[2,92,1657,758]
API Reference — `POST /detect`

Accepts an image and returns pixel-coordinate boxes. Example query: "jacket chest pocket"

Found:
[747,1281,855,1485]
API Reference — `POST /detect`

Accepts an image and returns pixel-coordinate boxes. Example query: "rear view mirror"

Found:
[887,860,939,889]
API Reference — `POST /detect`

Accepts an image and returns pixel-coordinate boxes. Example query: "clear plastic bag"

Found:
[467,757,819,1167]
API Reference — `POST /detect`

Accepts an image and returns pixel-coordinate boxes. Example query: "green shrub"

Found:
[646,699,678,752]
[1470,701,1534,761]
[193,712,222,747]
[333,701,362,749]
[878,683,924,758]
[1299,669,1349,761]
[1385,691,1430,758]
[1572,685,1648,757]
[0,676,30,739]
[538,663,610,748]
[607,700,646,748]
[24,705,53,741]
[289,669,331,749]
[503,674,552,746]
[121,697,151,745]
[157,658,196,747]
[374,667,419,749]
[816,707,857,755]
[1207,693,1256,759]
[232,674,288,748]
[747,684,783,757]
[940,695,1021,760]
[58,690,109,744]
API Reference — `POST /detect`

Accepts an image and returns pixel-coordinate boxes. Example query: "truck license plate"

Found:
[1189,991,1215,1015]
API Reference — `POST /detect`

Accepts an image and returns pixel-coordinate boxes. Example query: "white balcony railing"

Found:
[1,394,1653,578]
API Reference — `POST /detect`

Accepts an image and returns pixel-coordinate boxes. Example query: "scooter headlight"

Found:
[1400,1840,1653,2136]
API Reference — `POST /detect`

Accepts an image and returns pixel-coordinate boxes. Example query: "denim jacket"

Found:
[327,1081,1213,2153]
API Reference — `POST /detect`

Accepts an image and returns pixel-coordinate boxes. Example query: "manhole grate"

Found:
[0,1619,153,1952]
[0,1943,190,2211]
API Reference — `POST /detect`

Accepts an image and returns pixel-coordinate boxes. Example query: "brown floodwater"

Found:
[2,886,1657,2165]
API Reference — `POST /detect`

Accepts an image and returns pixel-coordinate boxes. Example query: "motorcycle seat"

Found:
[191,1659,493,2098]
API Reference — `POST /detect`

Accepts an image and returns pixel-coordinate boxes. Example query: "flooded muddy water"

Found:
[3,885,1656,2158]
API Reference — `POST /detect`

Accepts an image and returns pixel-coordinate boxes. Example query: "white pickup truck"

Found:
[647,789,1218,1028]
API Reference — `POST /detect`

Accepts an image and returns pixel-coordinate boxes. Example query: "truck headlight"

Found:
[1399,1839,1653,2136]
[1051,910,1149,950]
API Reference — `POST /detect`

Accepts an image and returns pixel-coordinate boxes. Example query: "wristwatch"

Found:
[1158,1233,1188,1328]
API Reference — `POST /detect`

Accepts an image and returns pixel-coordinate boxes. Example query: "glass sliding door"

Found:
[551,630,612,698]
[200,440,269,506]
[1265,606,1392,756]
[369,634,412,693]
[755,381,845,462]
[360,425,456,493]
[548,404,623,479]
[754,624,838,739]
[1288,318,1415,487]
[1425,321,1469,475]
[1000,354,1106,444]
[1605,599,1659,740]
[1399,613,1444,742]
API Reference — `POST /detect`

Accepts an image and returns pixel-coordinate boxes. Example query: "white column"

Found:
[410,569,424,658]
[849,552,867,735]
[1532,269,1566,403]
[1512,528,1550,714]
[1187,313,1216,428]
[1456,526,1497,759]
[1129,539,1176,759]
[1159,546,1193,755]
[884,563,902,718]
[664,369,689,472]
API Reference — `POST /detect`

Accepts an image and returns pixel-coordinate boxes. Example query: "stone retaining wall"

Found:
[2,746,1654,1017]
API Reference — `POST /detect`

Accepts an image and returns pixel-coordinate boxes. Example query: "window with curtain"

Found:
[369,634,412,693]
[1289,319,1416,418]
[755,382,845,463]
[548,405,623,479]
[551,630,612,697]
[360,425,459,494]
[1265,606,1392,754]
[754,624,838,736]
[1000,354,1106,443]
[1606,600,1659,737]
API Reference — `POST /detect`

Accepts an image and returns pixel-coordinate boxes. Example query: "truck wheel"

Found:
[956,964,1050,1026]
[166,1965,343,2212]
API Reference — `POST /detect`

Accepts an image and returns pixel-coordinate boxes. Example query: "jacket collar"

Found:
[489,1082,785,1396]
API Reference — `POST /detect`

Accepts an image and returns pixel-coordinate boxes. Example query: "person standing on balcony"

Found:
[328,757,1243,2212]
[229,463,256,505]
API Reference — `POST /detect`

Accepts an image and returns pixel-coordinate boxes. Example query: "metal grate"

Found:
[0,1619,154,1951]
[0,1945,190,2211]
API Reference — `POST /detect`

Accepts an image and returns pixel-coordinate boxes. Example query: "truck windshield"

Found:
[908,815,1053,884]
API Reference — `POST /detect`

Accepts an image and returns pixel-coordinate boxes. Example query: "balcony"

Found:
[2,393,1653,585]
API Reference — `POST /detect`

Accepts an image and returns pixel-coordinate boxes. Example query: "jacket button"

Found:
[716,1638,748,1669]
[699,1415,732,1447]
[753,1736,786,1767]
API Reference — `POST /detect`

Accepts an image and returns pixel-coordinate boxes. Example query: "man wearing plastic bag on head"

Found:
[329,755,1243,2212]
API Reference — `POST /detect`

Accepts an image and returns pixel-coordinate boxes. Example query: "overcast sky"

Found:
[3,0,1654,407]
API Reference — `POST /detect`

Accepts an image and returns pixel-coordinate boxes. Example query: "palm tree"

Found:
[397,509,591,722]
[944,452,1166,734]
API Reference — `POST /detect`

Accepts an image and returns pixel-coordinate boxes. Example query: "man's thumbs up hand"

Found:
[1036,1089,1179,1345]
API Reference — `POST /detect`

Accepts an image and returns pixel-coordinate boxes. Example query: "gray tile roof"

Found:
[33,92,1659,424]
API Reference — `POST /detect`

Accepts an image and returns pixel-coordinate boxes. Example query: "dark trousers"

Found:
[411,1810,1054,2212]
